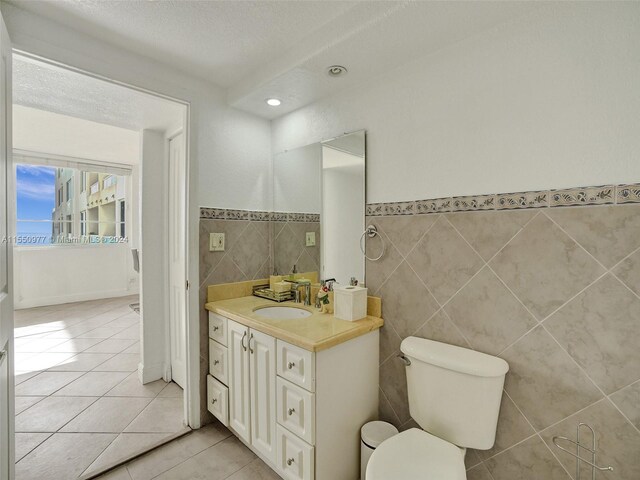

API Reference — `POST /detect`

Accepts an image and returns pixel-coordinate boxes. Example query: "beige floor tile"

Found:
[15,371,84,396]
[158,382,183,398]
[226,458,280,479]
[49,353,115,372]
[15,338,67,353]
[46,337,104,353]
[153,436,255,480]
[15,396,98,432]
[110,325,140,340]
[54,372,130,397]
[84,433,173,476]
[93,353,140,372]
[14,396,45,415]
[15,352,76,372]
[14,371,40,386]
[94,466,132,480]
[15,433,116,480]
[61,397,152,433]
[77,326,128,339]
[125,423,231,480]
[84,338,138,354]
[125,397,185,433]
[121,342,140,354]
[105,372,167,398]
[15,433,51,462]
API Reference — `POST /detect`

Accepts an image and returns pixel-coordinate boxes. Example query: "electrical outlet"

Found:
[209,233,225,252]
[305,231,316,247]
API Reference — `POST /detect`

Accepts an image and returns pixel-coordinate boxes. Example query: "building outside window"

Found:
[16,161,130,246]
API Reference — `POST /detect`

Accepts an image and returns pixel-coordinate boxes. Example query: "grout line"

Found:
[542,211,610,272]
[378,386,402,427]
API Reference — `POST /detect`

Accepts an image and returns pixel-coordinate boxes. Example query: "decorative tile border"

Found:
[616,184,640,204]
[200,207,319,222]
[550,185,614,207]
[367,182,640,216]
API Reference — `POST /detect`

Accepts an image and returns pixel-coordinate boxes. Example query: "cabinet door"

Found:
[249,329,277,464]
[227,320,250,443]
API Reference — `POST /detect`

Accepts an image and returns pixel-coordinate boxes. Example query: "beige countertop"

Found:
[205,295,383,352]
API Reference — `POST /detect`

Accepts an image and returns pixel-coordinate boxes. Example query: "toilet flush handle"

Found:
[397,354,411,366]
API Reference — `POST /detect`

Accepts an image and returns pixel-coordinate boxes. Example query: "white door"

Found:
[0,13,13,480]
[249,329,277,464]
[168,133,186,388]
[228,320,250,443]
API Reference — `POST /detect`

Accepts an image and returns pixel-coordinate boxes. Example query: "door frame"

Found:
[8,50,200,428]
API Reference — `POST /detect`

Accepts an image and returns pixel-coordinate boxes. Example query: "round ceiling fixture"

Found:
[266,98,281,107]
[327,65,348,77]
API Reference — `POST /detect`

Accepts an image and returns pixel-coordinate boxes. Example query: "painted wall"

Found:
[273,143,321,214]
[272,3,640,203]
[2,2,273,426]
[13,244,136,309]
[14,105,140,164]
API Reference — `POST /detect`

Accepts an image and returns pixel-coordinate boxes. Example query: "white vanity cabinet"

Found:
[207,310,379,480]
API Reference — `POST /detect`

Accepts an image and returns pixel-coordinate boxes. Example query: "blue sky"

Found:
[16,164,55,236]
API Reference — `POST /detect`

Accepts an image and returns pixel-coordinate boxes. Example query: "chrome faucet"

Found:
[298,281,311,306]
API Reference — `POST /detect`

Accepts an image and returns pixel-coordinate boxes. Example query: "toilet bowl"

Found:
[366,337,509,479]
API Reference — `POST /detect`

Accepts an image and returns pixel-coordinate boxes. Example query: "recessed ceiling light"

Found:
[327,65,348,77]
[266,98,281,106]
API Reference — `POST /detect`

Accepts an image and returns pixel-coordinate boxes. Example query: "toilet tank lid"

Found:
[401,337,509,377]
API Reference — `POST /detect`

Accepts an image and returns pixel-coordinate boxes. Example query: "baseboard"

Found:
[138,360,165,384]
[14,288,140,310]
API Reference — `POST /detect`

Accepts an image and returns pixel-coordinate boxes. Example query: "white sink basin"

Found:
[254,306,313,319]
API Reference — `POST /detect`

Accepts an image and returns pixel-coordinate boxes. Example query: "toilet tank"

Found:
[401,337,509,450]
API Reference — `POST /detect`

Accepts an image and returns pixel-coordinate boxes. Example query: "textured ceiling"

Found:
[7,0,543,119]
[7,0,360,87]
[14,55,185,131]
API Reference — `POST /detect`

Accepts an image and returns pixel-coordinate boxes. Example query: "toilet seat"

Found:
[366,428,466,480]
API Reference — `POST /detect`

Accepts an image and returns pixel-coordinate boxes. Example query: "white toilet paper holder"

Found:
[552,423,612,479]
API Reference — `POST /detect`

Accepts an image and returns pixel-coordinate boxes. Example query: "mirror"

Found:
[271,131,365,285]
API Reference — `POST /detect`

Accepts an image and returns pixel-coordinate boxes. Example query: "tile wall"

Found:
[366,188,640,479]
[198,208,319,422]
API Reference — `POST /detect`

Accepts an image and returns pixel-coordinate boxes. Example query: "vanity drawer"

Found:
[208,312,228,346]
[207,375,229,426]
[277,424,314,480]
[209,339,228,385]
[277,376,315,445]
[277,340,315,392]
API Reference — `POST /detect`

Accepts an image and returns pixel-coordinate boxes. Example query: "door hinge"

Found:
[186,280,190,290]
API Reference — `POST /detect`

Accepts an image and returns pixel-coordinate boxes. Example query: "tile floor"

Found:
[94,422,280,480]
[13,296,186,480]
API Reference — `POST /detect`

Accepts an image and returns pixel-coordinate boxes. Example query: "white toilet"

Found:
[367,336,509,479]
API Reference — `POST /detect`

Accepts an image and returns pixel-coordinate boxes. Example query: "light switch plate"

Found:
[305,232,316,247]
[209,233,225,252]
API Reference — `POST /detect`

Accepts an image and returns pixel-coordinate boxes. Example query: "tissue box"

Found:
[334,285,368,321]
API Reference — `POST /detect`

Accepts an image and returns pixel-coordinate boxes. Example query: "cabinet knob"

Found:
[213,325,219,332]
[214,360,220,365]
[287,458,295,466]
[287,361,295,369]
[288,408,295,416]
[211,398,217,404]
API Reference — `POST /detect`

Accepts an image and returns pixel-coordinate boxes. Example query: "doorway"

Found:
[7,53,193,479]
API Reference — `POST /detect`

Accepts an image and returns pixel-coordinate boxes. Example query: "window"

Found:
[16,162,130,246]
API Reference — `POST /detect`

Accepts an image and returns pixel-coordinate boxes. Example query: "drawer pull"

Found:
[241,331,248,352]
[211,398,217,404]
[287,458,295,466]
[287,361,295,369]
[213,359,220,365]
[288,407,295,416]
[213,325,219,332]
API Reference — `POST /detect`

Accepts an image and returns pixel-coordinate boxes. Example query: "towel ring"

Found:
[360,225,385,261]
